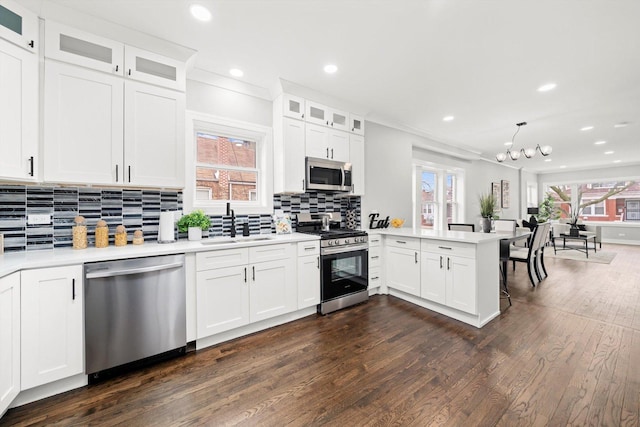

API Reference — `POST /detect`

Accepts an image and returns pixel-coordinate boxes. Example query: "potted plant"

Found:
[479,192,498,233]
[177,210,211,241]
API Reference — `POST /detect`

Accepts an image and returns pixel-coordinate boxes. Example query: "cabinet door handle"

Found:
[447,257,451,270]
[352,127,355,131]
[301,113,304,119]
[415,252,418,263]
[29,156,34,176]
[252,266,255,281]
[72,278,76,300]
[302,179,305,190]
[317,256,320,269]
[326,148,329,158]
[440,256,443,269]
[244,267,247,283]
[326,120,329,126]
[128,165,131,182]
[331,148,334,159]
[115,164,119,182]
[28,40,34,48]
[128,69,132,76]
[115,65,119,72]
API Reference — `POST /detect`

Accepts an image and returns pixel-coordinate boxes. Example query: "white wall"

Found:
[186,80,272,126]
[362,122,523,229]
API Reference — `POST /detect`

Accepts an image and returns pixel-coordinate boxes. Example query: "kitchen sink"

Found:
[200,236,275,246]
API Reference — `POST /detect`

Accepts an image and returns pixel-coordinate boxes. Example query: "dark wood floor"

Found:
[4,244,640,426]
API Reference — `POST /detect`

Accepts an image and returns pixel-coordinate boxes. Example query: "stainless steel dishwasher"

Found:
[84,254,186,379]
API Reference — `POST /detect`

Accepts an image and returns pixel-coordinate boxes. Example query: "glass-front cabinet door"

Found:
[350,113,365,135]
[0,0,37,52]
[282,93,305,120]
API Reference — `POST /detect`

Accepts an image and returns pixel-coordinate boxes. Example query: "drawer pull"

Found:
[371,256,379,259]
[371,276,379,280]
[304,246,315,251]
[438,246,453,250]
[396,240,407,244]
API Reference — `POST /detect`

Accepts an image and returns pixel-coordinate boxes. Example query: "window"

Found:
[196,133,257,202]
[414,162,464,230]
[185,111,273,214]
[581,199,605,216]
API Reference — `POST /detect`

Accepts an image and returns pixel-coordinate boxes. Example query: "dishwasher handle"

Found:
[86,262,184,279]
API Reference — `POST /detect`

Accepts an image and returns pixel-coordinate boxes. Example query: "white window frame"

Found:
[184,111,273,215]
[413,160,465,231]
[581,198,606,216]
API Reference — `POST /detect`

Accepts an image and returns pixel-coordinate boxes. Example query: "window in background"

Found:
[415,163,464,230]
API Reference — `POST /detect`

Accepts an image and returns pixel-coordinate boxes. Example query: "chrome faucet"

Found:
[226,202,236,237]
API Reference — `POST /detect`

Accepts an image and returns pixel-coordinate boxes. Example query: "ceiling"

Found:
[26,0,640,174]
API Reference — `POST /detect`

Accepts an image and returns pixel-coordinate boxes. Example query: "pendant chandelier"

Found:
[496,122,552,162]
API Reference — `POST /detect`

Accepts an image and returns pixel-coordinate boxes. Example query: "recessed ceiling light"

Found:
[323,64,338,74]
[613,160,622,163]
[559,165,567,169]
[614,122,628,128]
[504,141,512,146]
[544,159,552,162]
[594,140,606,145]
[190,4,212,21]
[537,82,557,92]
[604,151,614,155]
[443,116,454,122]
[229,68,244,77]
[580,126,594,131]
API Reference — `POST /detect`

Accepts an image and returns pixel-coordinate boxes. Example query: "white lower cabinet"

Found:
[0,272,20,416]
[196,264,249,338]
[196,244,297,339]
[20,265,84,390]
[385,237,421,297]
[297,241,320,309]
[421,243,477,315]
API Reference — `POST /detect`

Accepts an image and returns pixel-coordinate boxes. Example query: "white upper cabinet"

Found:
[282,93,305,120]
[124,45,185,91]
[43,21,186,188]
[273,117,306,193]
[44,61,124,184]
[45,21,123,75]
[350,113,365,135]
[124,81,185,187]
[305,101,350,132]
[328,107,349,132]
[349,134,365,195]
[0,0,38,52]
[0,36,38,181]
[305,101,329,127]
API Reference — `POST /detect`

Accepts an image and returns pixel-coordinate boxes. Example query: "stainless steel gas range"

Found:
[297,213,368,314]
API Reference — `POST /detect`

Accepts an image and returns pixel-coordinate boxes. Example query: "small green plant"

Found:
[479,193,498,218]
[177,210,211,232]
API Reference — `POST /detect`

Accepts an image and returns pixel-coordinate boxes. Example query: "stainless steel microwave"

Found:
[305,157,352,192]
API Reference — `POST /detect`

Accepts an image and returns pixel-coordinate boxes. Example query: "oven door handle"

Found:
[321,244,369,255]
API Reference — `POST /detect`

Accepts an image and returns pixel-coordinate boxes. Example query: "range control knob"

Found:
[327,240,333,246]
[334,239,340,246]
[344,238,350,244]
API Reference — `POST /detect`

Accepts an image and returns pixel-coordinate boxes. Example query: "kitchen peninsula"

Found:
[378,228,502,328]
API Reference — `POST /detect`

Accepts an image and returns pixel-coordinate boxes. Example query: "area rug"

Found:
[545,249,616,264]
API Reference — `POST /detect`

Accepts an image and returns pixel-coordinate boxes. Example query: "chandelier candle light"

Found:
[496,122,552,162]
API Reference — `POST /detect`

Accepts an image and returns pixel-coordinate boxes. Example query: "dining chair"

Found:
[493,219,517,233]
[509,223,548,287]
[448,223,475,232]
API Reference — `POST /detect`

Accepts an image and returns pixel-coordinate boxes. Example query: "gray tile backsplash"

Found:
[0,185,360,253]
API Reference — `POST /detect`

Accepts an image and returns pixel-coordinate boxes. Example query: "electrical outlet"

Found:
[27,214,51,225]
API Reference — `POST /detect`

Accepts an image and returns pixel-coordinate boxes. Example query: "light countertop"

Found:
[0,233,319,278]
[377,227,511,244]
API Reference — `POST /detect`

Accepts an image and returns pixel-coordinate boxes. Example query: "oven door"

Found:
[320,246,368,302]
